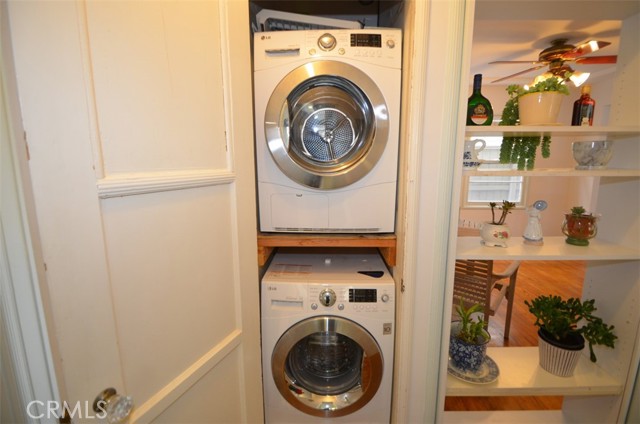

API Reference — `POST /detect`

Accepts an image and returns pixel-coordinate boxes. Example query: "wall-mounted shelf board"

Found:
[446,347,622,397]
[257,233,397,267]
[463,168,640,177]
[465,126,640,140]
[457,237,640,260]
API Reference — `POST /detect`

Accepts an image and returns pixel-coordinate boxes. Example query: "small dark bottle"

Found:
[466,74,493,126]
[571,84,596,126]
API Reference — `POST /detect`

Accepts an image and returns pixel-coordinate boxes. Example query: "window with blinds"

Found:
[462,137,527,207]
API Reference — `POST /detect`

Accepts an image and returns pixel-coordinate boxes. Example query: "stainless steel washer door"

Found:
[271,316,383,418]
[265,61,390,190]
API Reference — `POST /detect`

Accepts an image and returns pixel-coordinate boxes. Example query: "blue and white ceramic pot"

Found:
[449,321,490,372]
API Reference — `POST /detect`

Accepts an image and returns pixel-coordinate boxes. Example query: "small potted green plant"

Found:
[525,295,616,377]
[480,200,516,247]
[499,76,571,170]
[561,206,598,246]
[449,301,490,372]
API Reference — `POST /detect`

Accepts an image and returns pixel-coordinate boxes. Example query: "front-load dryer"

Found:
[261,250,395,423]
[253,29,402,233]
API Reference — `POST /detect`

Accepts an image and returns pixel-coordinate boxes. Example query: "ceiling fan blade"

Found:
[491,65,547,83]
[574,55,617,65]
[489,60,545,65]
[563,40,611,59]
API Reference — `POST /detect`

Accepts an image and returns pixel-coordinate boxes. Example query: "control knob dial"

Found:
[318,33,337,51]
[319,288,337,307]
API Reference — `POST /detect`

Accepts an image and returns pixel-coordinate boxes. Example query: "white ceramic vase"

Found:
[480,223,510,247]
[519,92,564,126]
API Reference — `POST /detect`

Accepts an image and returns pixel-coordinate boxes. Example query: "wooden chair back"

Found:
[452,259,520,339]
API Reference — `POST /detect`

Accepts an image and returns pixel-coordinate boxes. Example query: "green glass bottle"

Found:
[466,74,493,126]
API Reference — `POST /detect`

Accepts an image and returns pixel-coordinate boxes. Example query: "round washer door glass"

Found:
[271,316,383,418]
[265,61,390,190]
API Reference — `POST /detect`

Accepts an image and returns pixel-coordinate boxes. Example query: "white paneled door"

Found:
[6,1,263,422]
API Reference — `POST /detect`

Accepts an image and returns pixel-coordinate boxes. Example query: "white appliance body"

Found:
[261,251,395,423]
[254,29,402,233]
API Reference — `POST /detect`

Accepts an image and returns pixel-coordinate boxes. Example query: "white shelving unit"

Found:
[448,128,640,420]
[464,168,640,177]
[464,126,640,177]
[446,347,622,397]
[457,236,640,260]
[466,125,640,139]
[443,7,640,424]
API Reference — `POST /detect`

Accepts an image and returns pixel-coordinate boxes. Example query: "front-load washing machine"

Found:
[261,250,395,423]
[253,29,402,233]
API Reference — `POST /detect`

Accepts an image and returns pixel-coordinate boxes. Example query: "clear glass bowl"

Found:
[572,140,614,170]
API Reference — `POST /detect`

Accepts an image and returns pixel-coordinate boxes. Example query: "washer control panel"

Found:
[255,28,401,71]
[308,284,393,314]
[308,30,399,60]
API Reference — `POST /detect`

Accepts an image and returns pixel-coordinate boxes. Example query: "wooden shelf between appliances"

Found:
[257,233,397,267]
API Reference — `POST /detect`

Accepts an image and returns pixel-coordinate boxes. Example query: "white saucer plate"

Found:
[448,355,499,384]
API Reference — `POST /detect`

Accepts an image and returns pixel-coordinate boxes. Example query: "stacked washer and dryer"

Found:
[254,27,401,423]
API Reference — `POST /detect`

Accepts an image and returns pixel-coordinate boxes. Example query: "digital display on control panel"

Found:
[349,288,377,303]
[350,34,382,48]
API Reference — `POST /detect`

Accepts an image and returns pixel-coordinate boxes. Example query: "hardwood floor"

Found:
[445,260,586,411]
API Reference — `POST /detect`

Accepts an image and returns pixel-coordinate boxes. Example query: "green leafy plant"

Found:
[525,295,617,362]
[489,200,516,225]
[524,75,571,96]
[498,76,570,170]
[454,301,489,344]
[570,206,587,216]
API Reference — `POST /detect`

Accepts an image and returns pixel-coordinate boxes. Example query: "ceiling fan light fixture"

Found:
[532,65,589,87]
[532,72,553,86]
[489,38,615,85]
[569,71,590,87]
[588,40,601,53]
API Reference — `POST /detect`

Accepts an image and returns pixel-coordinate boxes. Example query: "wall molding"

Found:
[97,169,236,198]
[130,329,242,423]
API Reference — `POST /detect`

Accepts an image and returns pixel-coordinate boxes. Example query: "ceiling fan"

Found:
[490,38,617,84]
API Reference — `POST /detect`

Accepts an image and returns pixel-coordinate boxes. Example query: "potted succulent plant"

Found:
[450,301,490,372]
[480,200,516,247]
[561,206,598,246]
[499,76,570,170]
[525,295,616,377]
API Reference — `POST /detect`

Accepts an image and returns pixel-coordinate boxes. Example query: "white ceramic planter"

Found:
[480,223,510,247]
[537,330,585,377]
[519,92,564,126]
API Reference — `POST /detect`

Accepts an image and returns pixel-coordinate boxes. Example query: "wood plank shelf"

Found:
[257,233,397,267]
[446,347,622,397]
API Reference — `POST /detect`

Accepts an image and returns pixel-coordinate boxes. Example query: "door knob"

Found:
[93,388,133,423]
